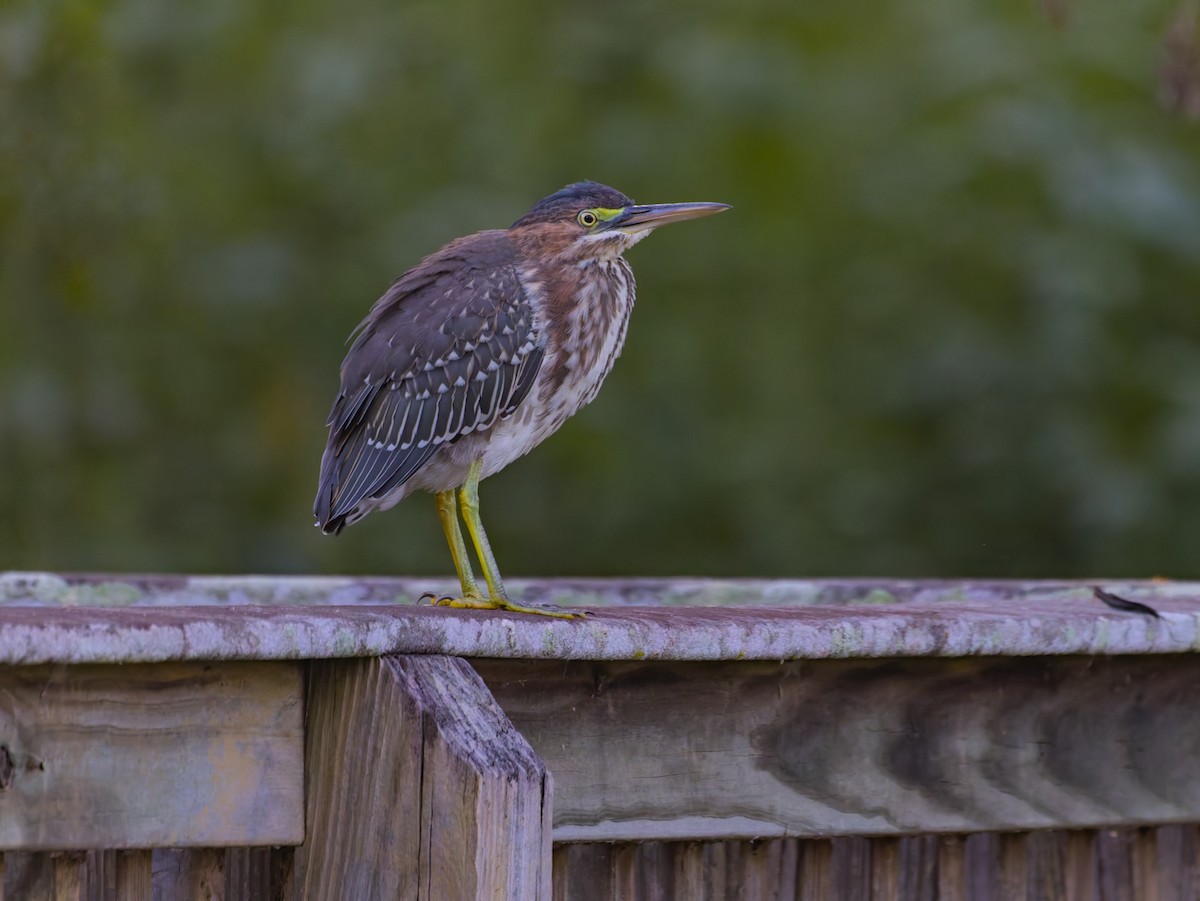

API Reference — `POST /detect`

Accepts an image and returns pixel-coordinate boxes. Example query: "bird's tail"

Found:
[313,450,348,535]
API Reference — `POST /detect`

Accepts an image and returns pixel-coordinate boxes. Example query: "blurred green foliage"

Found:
[3,0,1200,579]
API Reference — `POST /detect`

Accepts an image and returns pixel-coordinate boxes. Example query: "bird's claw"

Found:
[416,591,589,619]
[417,591,457,607]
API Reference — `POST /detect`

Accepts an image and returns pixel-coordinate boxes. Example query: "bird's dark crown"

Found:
[511,181,634,228]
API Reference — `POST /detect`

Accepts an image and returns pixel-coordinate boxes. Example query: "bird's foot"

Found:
[418,591,588,619]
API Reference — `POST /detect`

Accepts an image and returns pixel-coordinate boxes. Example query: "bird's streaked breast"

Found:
[476,257,635,479]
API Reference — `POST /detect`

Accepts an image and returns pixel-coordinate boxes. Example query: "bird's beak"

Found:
[611,201,731,234]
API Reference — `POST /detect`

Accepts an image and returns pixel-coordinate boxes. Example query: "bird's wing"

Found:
[314,233,544,532]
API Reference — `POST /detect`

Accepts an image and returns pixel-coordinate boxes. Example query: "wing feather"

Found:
[314,231,545,532]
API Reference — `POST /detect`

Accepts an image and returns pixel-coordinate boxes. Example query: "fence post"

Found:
[299,655,552,900]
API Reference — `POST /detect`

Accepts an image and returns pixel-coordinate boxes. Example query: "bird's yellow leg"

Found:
[444,460,584,618]
[434,489,483,599]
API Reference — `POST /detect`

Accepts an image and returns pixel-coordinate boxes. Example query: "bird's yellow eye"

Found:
[577,210,599,228]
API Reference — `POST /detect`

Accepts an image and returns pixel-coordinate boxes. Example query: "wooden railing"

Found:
[0,573,1196,899]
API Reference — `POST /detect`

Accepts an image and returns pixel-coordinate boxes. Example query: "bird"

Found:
[314,181,730,617]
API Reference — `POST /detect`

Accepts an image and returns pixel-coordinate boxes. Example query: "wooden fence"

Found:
[0,573,1196,899]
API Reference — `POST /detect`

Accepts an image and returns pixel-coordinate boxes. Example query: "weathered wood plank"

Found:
[150,848,226,900]
[1025,830,1066,901]
[6,853,79,901]
[478,656,1200,840]
[115,850,150,900]
[402,655,553,899]
[552,845,611,901]
[937,835,966,900]
[870,836,900,901]
[753,840,797,900]
[298,655,551,900]
[898,835,938,901]
[1096,829,1135,900]
[549,829,1200,900]
[224,847,291,900]
[0,663,302,850]
[1156,824,1199,900]
[81,850,111,901]
[10,572,1200,614]
[832,837,871,900]
[1132,827,1159,901]
[1065,830,1096,900]
[0,574,1197,666]
[224,848,266,901]
[298,656,422,898]
[800,840,832,899]
[51,853,82,901]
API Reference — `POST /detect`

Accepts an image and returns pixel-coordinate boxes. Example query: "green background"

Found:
[4,0,1200,580]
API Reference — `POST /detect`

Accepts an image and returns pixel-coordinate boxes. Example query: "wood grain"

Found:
[297,656,422,899]
[898,835,938,900]
[937,835,966,901]
[0,663,302,850]
[115,851,150,900]
[1156,824,1199,900]
[800,839,832,899]
[51,853,81,900]
[1,574,1199,665]
[549,828,1200,900]
[150,848,226,900]
[225,847,293,900]
[476,655,1200,840]
[400,655,553,900]
[298,655,552,900]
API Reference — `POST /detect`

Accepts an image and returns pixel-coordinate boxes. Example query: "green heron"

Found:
[314,182,729,617]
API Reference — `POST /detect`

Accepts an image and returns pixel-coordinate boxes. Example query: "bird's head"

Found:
[510,181,730,263]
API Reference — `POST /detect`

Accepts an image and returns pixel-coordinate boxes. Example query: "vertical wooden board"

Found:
[7,853,53,899]
[936,835,966,901]
[636,843,672,901]
[1026,830,1067,901]
[770,839,800,900]
[299,655,551,901]
[897,835,938,901]
[702,842,728,901]
[225,848,265,900]
[609,844,642,901]
[151,848,226,901]
[298,657,423,899]
[0,663,302,850]
[552,845,572,901]
[52,853,82,901]
[831,837,871,901]
[996,833,1027,900]
[671,843,706,901]
[869,837,899,901]
[798,839,832,900]
[269,847,295,901]
[643,844,672,897]
[1096,829,1134,900]
[115,850,151,901]
[82,850,113,901]
[739,839,796,901]
[720,842,744,901]
[393,656,552,900]
[1065,830,1097,901]
[225,847,293,901]
[1130,828,1158,901]
[964,833,999,901]
[1156,824,1198,900]
[555,844,613,901]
